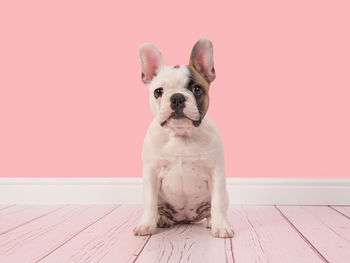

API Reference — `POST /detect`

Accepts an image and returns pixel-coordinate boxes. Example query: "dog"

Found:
[133,39,233,238]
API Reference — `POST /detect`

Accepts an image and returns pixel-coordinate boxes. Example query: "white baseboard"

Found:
[0,178,349,205]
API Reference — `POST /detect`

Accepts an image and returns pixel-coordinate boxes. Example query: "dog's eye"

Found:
[192,85,203,96]
[154,87,163,99]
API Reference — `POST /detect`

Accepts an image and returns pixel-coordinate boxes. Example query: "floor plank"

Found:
[331,206,350,219]
[228,206,325,263]
[0,205,117,263]
[40,205,150,263]
[134,220,233,263]
[0,205,348,262]
[0,205,15,212]
[0,205,66,235]
[277,206,350,262]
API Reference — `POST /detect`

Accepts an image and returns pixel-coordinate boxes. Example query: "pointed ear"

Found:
[189,38,216,83]
[139,43,165,84]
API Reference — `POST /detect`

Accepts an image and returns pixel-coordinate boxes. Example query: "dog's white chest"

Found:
[158,157,211,222]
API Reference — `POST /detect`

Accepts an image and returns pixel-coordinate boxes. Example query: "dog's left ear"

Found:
[189,38,216,83]
[139,43,165,84]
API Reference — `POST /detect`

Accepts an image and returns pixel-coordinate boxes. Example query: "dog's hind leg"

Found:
[157,214,174,228]
[206,215,211,228]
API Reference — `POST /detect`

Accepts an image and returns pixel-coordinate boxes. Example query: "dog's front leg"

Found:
[134,165,159,236]
[210,168,234,238]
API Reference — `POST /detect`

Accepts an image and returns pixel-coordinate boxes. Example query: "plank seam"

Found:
[34,205,121,263]
[132,235,152,263]
[0,205,68,236]
[274,206,330,263]
[328,206,350,221]
[229,237,236,263]
[0,204,15,212]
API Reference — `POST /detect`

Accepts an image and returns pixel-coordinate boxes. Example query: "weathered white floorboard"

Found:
[134,221,233,263]
[0,205,349,262]
[0,205,65,235]
[277,206,350,263]
[0,205,15,211]
[0,205,117,263]
[40,205,149,263]
[228,206,325,263]
[331,206,350,219]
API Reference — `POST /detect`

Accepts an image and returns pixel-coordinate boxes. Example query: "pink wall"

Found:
[1,1,349,178]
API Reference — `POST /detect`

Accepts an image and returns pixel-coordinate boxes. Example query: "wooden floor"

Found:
[0,205,349,262]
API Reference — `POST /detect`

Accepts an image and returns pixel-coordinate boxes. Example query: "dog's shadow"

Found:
[154,219,211,237]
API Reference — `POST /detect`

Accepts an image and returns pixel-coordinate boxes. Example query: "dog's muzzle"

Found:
[160,93,202,127]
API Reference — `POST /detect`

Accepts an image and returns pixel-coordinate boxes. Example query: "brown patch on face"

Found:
[173,65,180,68]
[187,66,210,121]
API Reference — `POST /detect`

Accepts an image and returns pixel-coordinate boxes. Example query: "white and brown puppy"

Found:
[134,39,233,238]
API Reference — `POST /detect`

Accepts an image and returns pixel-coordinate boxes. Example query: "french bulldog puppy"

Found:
[133,39,233,238]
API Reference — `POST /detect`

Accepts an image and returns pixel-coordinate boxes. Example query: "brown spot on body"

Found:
[186,202,211,222]
[159,202,211,224]
[173,65,180,68]
[157,215,173,228]
[165,202,178,214]
[196,202,211,215]
[160,210,174,220]
[158,202,178,221]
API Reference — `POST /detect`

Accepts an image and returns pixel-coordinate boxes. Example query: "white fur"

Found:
[134,40,233,238]
[147,66,200,124]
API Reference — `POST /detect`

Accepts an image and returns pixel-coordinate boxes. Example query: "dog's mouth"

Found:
[161,111,201,127]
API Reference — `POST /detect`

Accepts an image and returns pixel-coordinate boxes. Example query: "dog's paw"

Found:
[211,220,234,238]
[133,223,156,236]
[157,215,173,228]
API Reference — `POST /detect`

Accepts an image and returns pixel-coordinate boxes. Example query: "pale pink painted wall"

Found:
[0,1,349,178]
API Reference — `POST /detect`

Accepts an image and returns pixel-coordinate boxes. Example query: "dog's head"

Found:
[139,39,216,133]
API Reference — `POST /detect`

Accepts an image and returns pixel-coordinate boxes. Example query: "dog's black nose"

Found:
[170,93,186,111]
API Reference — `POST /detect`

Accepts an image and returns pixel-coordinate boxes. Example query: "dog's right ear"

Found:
[189,38,216,83]
[139,43,165,84]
